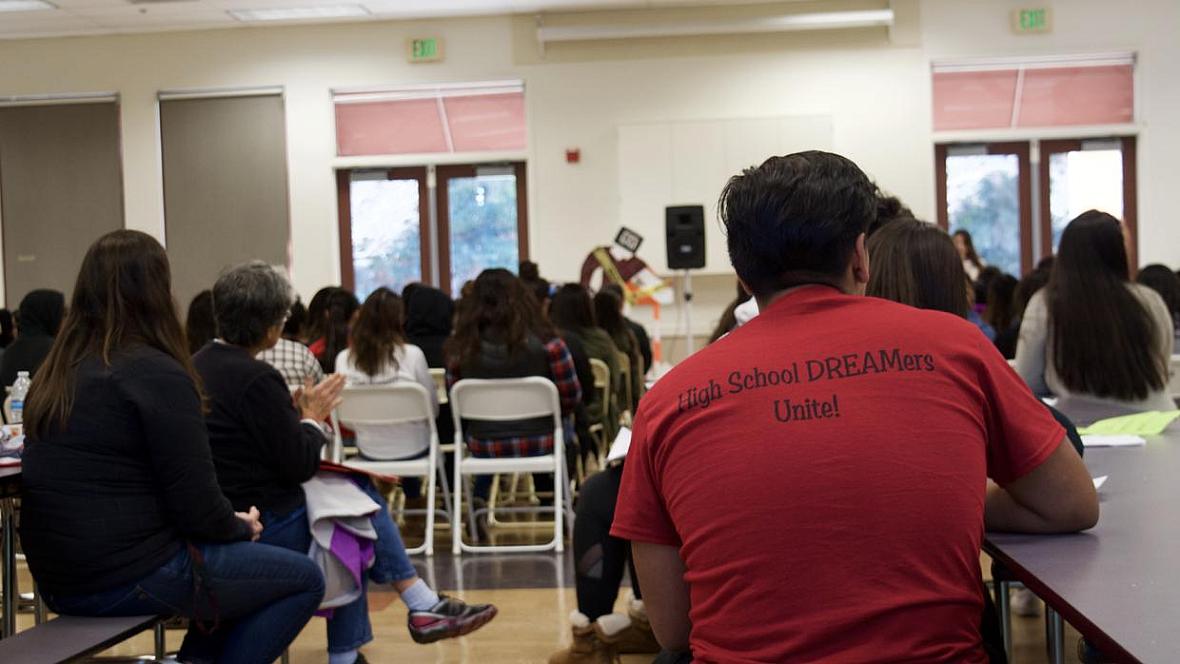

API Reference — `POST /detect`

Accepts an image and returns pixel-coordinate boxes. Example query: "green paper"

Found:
[1077,410,1180,436]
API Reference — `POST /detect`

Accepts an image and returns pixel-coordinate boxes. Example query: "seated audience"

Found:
[612,151,1097,663]
[548,283,620,440]
[196,262,495,664]
[0,288,65,387]
[600,282,653,374]
[594,288,644,412]
[1016,210,1173,410]
[953,228,986,281]
[335,287,438,460]
[258,297,324,387]
[308,287,359,373]
[185,289,217,355]
[445,269,581,501]
[405,285,455,368]
[20,231,324,663]
[985,274,1020,359]
[1136,263,1180,347]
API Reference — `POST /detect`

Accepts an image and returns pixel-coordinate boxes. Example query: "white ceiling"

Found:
[0,0,774,40]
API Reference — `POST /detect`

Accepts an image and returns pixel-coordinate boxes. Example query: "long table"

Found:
[0,465,19,639]
[984,400,1178,663]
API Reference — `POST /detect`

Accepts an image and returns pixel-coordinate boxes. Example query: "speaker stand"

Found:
[682,269,695,356]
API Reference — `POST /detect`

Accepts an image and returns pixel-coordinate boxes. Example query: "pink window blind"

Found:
[335,82,526,157]
[932,59,1134,131]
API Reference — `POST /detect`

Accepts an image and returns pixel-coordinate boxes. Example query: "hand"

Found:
[299,374,345,422]
[236,506,263,542]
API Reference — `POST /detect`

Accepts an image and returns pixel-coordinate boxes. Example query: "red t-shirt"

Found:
[611,286,1063,664]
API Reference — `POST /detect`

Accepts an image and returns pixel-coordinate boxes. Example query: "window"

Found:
[337,168,429,300]
[1040,137,1137,265]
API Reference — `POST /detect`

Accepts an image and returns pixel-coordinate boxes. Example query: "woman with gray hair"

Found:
[195,261,496,664]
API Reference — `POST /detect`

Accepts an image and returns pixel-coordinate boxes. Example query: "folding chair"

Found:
[587,359,611,458]
[450,377,569,554]
[330,384,448,556]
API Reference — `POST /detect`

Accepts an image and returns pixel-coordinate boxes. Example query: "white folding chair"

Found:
[429,368,449,405]
[450,377,568,555]
[329,384,447,556]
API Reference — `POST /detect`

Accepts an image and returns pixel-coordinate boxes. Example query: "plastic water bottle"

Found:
[10,371,31,425]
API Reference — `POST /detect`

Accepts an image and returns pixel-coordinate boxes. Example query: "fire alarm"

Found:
[565,148,581,164]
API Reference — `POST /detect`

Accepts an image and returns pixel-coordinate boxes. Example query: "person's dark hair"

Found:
[974,265,1003,305]
[17,290,65,338]
[24,230,198,439]
[283,297,307,340]
[866,219,970,317]
[446,269,553,366]
[1036,255,1055,273]
[984,274,1019,332]
[868,187,915,238]
[212,261,294,349]
[317,289,360,372]
[0,309,14,348]
[1048,210,1165,400]
[593,289,627,338]
[184,290,217,355]
[1136,264,1180,322]
[350,287,406,377]
[305,286,339,343]
[952,230,985,275]
[709,281,752,343]
[719,151,877,298]
[405,285,454,338]
[548,283,597,331]
[519,260,541,282]
[1014,267,1051,319]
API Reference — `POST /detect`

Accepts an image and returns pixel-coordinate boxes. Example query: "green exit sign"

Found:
[1012,7,1052,34]
[408,37,444,63]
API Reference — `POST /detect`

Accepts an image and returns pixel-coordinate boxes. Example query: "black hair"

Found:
[719,151,877,297]
[1137,264,1180,323]
[184,290,217,355]
[283,297,307,340]
[548,283,596,331]
[868,187,915,238]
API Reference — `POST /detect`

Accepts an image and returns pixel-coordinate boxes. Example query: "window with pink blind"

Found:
[932,59,1134,132]
[334,81,526,157]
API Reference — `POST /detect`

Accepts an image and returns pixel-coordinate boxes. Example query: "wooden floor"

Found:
[9,551,1090,663]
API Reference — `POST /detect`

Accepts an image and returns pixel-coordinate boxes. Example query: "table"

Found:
[0,465,19,640]
[984,401,1178,663]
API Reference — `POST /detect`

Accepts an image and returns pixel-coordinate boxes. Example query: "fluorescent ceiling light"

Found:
[538,9,893,43]
[0,0,55,12]
[228,4,370,22]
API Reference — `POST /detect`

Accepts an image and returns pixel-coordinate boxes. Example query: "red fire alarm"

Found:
[565,148,581,164]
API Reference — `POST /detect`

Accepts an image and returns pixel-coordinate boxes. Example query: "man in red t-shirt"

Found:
[610,151,1098,663]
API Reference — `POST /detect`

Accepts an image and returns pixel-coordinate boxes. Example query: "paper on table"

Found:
[607,427,632,463]
[1081,434,1146,448]
[1077,410,1180,436]
[1093,475,1108,489]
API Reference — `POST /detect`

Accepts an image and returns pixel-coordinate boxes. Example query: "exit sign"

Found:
[1012,7,1052,34]
[408,37,444,63]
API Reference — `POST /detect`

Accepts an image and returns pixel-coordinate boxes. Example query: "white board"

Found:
[618,115,833,273]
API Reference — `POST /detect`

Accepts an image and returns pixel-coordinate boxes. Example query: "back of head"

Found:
[185,290,217,355]
[212,261,294,350]
[25,230,192,439]
[952,230,983,268]
[1049,210,1164,400]
[548,283,596,332]
[593,289,627,337]
[446,268,550,365]
[18,289,66,338]
[283,298,307,340]
[306,286,339,341]
[317,288,359,372]
[1136,264,1180,320]
[351,287,406,376]
[0,309,13,348]
[719,151,877,298]
[519,260,541,282]
[868,188,915,238]
[405,285,454,339]
[1015,267,1051,317]
[984,274,1019,331]
[866,219,970,318]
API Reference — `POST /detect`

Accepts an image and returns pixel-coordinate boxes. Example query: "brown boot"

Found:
[595,599,662,655]
[549,612,619,664]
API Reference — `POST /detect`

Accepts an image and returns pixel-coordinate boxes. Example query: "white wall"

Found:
[0,0,1176,310]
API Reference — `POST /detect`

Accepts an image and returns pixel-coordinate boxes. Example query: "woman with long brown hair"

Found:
[19,230,325,664]
[336,287,438,460]
[1016,210,1173,410]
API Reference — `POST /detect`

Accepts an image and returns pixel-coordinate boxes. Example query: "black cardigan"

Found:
[194,342,325,516]
[19,346,250,596]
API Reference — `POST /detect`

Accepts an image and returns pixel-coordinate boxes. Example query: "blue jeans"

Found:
[261,477,418,653]
[42,541,324,664]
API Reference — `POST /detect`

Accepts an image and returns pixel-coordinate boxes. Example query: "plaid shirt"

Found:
[449,337,581,458]
[258,338,324,387]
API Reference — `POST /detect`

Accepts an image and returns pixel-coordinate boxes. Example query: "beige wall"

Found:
[0,0,1176,345]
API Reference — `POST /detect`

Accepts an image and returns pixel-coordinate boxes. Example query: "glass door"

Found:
[936,142,1033,276]
[437,162,529,297]
[1040,137,1137,266]
[336,167,429,299]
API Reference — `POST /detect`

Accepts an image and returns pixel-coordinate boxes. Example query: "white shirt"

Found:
[334,344,439,460]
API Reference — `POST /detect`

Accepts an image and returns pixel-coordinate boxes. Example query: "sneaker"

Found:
[1012,588,1040,617]
[548,612,619,664]
[408,595,498,644]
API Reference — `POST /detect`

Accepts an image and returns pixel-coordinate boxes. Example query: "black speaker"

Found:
[665,205,705,269]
